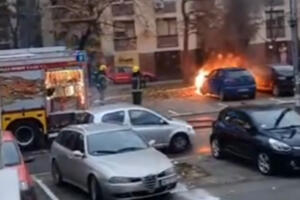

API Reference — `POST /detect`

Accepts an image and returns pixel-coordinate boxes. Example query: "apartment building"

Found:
[100,0,200,79]
[250,0,300,63]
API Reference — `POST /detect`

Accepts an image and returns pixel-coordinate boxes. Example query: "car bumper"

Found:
[223,86,256,98]
[104,175,177,200]
[271,151,300,170]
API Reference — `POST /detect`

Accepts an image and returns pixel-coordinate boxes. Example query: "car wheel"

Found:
[211,138,224,159]
[272,86,280,97]
[51,161,63,186]
[170,134,190,153]
[89,177,103,200]
[257,153,274,175]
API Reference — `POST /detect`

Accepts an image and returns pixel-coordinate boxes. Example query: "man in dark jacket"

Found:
[94,65,108,105]
[132,65,145,105]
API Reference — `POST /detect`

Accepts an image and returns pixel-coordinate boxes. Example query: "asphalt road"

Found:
[24,92,300,200]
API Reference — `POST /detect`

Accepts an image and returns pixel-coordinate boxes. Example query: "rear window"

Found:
[226,70,252,78]
[2,142,21,167]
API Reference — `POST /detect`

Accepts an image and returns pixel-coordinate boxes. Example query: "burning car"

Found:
[198,68,256,101]
[254,64,294,97]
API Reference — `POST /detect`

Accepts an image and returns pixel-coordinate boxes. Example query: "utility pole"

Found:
[0,95,3,169]
[290,0,300,108]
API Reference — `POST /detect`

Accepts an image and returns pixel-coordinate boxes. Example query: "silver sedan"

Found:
[50,123,178,200]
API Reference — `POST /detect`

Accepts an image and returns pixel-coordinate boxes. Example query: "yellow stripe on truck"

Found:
[2,110,47,133]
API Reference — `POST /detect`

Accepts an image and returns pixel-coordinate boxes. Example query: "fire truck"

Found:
[0,47,89,149]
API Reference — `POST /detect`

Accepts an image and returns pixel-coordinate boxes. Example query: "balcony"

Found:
[154,0,176,14]
[157,35,178,48]
[114,37,137,51]
[112,3,134,17]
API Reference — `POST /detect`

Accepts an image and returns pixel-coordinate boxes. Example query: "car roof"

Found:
[218,67,246,72]
[65,123,131,136]
[88,103,145,115]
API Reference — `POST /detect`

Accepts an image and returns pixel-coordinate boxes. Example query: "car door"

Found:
[53,131,76,179]
[66,131,88,188]
[224,112,255,159]
[207,70,222,95]
[128,109,172,147]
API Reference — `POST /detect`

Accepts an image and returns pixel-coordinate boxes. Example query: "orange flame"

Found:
[195,53,250,94]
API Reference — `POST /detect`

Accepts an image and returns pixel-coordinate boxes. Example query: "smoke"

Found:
[203,0,263,55]
[221,0,263,52]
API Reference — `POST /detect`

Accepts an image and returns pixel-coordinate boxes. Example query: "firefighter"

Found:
[94,64,108,105]
[131,65,145,105]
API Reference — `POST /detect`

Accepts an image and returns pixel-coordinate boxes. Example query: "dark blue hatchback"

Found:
[201,68,256,101]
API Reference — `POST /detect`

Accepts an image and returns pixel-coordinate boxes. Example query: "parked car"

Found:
[47,104,195,153]
[50,124,178,200]
[254,64,294,96]
[107,66,157,84]
[1,131,36,200]
[201,68,256,101]
[211,105,300,175]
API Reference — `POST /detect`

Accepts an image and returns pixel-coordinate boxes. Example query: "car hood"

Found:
[93,148,173,177]
[268,128,300,146]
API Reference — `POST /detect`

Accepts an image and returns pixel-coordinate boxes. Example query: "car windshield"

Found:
[273,65,293,73]
[2,142,21,167]
[87,131,148,156]
[251,109,300,130]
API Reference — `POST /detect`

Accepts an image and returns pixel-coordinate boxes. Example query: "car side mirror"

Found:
[73,150,84,159]
[148,140,156,147]
[24,156,35,163]
[160,119,168,125]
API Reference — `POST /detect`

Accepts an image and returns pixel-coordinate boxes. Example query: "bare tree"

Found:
[0,1,20,48]
[181,0,222,83]
[49,0,119,51]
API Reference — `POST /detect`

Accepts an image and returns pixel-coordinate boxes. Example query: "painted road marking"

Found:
[169,110,179,116]
[33,175,60,200]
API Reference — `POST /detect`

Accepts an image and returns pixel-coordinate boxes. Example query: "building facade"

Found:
[100,0,200,79]
[250,0,300,64]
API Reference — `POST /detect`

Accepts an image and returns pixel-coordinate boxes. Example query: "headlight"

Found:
[163,167,176,176]
[187,125,194,133]
[277,76,286,80]
[269,138,291,152]
[19,181,29,191]
[109,177,136,184]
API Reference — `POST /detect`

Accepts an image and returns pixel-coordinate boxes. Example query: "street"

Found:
[25,87,300,200]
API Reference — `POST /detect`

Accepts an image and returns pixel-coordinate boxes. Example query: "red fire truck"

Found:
[0,47,89,149]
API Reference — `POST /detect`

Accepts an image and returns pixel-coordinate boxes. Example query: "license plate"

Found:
[238,89,249,92]
[160,176,177,186]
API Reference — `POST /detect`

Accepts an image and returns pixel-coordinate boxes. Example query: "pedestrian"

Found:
[131,65,145,105]
[94,65,108,105]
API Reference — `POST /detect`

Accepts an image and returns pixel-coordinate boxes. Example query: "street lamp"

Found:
[290,0,300,109]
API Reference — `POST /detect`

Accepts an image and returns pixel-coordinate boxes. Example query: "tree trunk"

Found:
[78,26,92,50]
[181,0,194,84]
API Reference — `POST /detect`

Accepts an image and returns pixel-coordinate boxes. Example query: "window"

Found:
[264,0,284,7]
[102,111,125,124]
[2,142,21,167]
[154,0,176,13]
[130,110,163,125]
[114,21,137,51]
[266,10,285,39]
[156,18,178,48]
[56,131,77,150]
[224,111,252,130]
[111,1,134,17]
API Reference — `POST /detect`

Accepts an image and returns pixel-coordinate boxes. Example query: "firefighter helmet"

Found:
[99,65,107,71]
[133,65,140,73]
